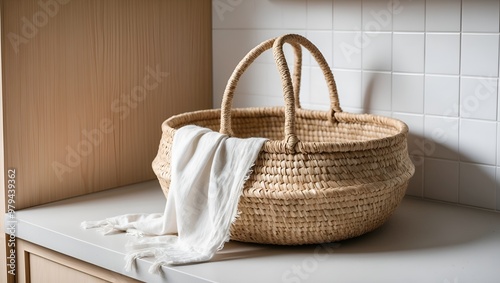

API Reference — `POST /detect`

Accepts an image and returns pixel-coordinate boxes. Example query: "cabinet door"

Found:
[17,240,141,283]
[29,254,108,283]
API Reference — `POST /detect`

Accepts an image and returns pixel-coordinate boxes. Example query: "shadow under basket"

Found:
[152,34,415,245]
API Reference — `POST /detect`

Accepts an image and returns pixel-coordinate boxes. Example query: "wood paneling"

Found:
[1,0,212,209]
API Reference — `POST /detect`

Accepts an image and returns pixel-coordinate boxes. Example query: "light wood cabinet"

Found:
[1,0,212,282]
[17,240,141,283]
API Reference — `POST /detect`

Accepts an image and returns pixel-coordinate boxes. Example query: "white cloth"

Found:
[81,125,266,273]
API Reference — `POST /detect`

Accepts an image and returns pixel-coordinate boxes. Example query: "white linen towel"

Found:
[81,125,266,273]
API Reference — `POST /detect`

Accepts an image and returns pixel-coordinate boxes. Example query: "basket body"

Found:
[152,107,415,245]
[153,34,414,245]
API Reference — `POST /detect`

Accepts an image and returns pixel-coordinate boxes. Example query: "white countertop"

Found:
[10,180,500,283]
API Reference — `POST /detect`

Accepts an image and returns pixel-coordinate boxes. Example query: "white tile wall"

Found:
[425,33,461,75]
[424,158,459,202]
[393,0,425,31]
[462,0,499,32]
[426,0,461,32]
[393,112,424,156]
[393,33,425,73]
[406,155,424,196]
[362,0,394,31]
[496,167,500,210]
[212,0,500,212]
[460,77,498,120]
[362,32,392,71]
[459,119,497,165]
[332,69,362,108]
[461,34,499,77]
[362,71,392,111]
[424,75,460,116]
[307,0,333,29]
[333,32,362,69]
[392,74,424,113]
[333,0,361,30]
[460,163,496,209]
[424,116,459,160]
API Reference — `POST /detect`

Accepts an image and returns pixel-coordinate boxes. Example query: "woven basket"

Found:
[152,34,415,245]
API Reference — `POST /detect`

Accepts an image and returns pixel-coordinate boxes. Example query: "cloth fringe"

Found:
[82,125,266,274]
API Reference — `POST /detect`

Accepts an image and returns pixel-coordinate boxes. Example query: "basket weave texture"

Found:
[152,34,415,245]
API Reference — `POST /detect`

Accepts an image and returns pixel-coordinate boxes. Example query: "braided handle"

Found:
[220,34,342,153]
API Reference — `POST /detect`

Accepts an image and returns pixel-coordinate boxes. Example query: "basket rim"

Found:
[163,107,409,154]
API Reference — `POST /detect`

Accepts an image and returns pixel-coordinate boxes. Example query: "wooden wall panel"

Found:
[2,0,212,209]
[0,4,8,282]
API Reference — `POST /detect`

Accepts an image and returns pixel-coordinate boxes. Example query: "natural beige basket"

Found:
[152,34,415,245]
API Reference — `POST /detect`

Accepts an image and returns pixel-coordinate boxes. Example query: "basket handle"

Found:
[220,34,342,152]
[273,34,342,114]
[220,36,304,113]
